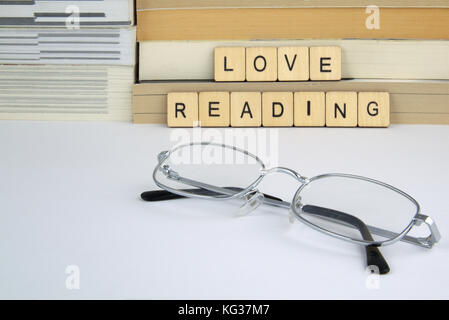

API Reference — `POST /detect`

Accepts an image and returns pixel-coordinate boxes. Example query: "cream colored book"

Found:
[138,40,449,81]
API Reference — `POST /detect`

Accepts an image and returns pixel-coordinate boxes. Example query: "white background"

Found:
[0,121,448,299]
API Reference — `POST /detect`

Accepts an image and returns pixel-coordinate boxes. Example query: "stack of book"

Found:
[133,0,449,125]
[0,0,135,121]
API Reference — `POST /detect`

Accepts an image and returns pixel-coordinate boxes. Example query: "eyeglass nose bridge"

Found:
[263,167,309,184]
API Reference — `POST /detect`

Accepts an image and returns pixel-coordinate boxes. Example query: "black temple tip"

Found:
[366,245,390,275]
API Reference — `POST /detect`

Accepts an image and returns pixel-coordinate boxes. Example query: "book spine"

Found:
[137,0,449,10]
[137,8,449,41]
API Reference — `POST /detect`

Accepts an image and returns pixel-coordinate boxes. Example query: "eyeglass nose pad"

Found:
[235,190,265,217]
[289,196,301,224]
[289,208,296,224]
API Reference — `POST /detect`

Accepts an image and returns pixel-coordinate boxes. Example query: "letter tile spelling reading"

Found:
[167,92,199,127]
[199,91,230,127]
[167,91,389,128]
[262,92,293,127]
[358,92,390,127]
[294,92,326,127]
[230,92,262,127]
[326,91,358,127]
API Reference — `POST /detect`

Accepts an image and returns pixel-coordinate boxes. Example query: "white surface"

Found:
[0,121,448,299]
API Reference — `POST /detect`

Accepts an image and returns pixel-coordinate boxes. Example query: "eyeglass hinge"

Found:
[413,214,441,248]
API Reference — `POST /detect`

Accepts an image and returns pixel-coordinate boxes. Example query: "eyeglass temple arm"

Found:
[367,214,440,249]
[301,205,390,274]
[141,187,389,274]
[141,187,283,202]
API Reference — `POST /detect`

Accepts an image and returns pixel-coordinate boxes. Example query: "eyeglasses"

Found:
[142,142,441,274]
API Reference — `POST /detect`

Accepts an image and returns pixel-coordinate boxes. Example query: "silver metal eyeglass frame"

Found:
[153,142,441,249]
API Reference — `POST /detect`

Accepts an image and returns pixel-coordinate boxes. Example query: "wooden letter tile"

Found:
[294,92,325,127]
[214,47,246,82]
[246,47,277,82]
[262,92,293,127]
[231,92,262,127]
[310,46,342,81]
[358,92,390,127]
[167,92,198,127]
[278,47,309,81]
[199,92,230,127]
[325,92,357,127]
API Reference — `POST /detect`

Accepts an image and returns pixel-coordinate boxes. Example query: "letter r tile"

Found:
[167,92,199,127]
